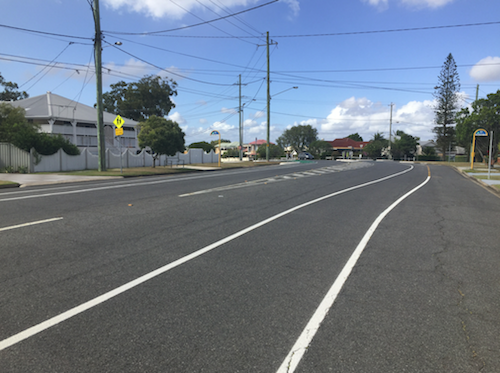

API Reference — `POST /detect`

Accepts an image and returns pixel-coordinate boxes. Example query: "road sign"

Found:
[115,127,124,136]
[114,115,124,128]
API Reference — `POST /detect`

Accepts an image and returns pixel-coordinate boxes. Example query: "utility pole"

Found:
[476,84,479,102]
[388,103,394,160]
[93,0,106,171]
[239,74,243,161]
[266,32,271,162]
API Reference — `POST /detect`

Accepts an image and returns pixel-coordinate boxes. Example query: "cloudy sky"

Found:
[1,0,499,145]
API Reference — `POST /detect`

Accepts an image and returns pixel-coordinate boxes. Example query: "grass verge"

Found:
[40,161,279,177]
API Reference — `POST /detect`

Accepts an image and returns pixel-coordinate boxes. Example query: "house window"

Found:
[76,122,96,128]
[54,120,73,126]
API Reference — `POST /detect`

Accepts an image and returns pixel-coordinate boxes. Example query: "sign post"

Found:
[470,128,488,170]
[114,115,124,174]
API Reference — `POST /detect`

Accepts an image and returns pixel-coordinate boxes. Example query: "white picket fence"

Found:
[0,143,218,173]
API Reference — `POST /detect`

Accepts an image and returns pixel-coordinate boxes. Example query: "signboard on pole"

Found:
[115,127,123,136]
[113,115,124,128]
[471,128,489,169]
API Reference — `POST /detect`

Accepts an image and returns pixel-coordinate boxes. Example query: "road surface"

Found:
[1,161,499,372]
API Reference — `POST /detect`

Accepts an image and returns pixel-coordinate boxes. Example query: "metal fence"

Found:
[0,143,218,173]
[0,143,32,172]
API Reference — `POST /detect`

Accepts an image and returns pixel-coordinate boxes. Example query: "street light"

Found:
[266,86,298,161]
[239,99,256,161]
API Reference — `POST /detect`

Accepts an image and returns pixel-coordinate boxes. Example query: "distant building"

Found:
[248,139,274,157]
[327,138,369,158]
[5,92,139,152]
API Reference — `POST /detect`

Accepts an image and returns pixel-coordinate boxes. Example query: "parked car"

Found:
[298,152,314,160]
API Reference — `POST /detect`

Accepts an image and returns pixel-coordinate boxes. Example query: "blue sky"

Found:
[1,0,499,145]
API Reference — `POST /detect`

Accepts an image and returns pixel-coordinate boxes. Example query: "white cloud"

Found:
[253,111,266,119]
[221,107,238,115]
[211,121,236,132]
[316,96,435,142]
[104,59,153,81]
[363,0,454,9]
[281,0,300,16]
[102,0,278,19]
[400,0,455,8]
[362,0,389,10]
[469,57,500,82]
[168,111,186,125]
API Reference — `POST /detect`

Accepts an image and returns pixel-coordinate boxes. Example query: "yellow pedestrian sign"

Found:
[115,127,124,136]
[114,115,124,128]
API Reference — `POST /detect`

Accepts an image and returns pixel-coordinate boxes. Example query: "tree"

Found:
[0,103,79,155]
[276,124,318,152]
[308,140,332,158]
[102,75,177,122]
[0,73,28,101]
[391,130,419,159]
[363,132,388,159]
[433,53,461,159]
[210,139,231,147]
[188,141,214,153]
[256,143,283,159]
[138,116,185,167]
[456,90,500,162]
[347,133,363,142]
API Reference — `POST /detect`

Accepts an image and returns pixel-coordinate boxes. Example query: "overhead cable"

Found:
[104,0,278,36]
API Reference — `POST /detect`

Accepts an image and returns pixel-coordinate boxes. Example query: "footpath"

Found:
[0,165,221,188]
[455,166,500,195]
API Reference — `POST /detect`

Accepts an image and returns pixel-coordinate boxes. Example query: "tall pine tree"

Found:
[433,53,460,159]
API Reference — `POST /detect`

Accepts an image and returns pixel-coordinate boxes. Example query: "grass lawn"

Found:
[0,180,18,186]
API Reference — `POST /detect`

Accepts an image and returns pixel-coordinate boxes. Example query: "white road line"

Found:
[0,166,414,352]
[0,168,268,202]
[276,173,431,373]
[0,217,63,232]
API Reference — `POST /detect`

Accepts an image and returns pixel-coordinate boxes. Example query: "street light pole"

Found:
[266,32,271,162]
[239,74,243,161]
[93,0,106,171]
[388,103,394,160]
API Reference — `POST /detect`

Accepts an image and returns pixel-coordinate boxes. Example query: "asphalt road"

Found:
[0,161,499,372]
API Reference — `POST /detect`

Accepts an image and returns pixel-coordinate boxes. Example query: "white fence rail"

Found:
[0,144,218,173]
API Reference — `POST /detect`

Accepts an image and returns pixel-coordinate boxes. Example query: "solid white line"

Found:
[0,166,414,352]
[0,217,63,232]
[276,174,431,373]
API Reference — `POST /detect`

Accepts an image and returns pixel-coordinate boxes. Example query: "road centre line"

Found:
[0,165,414,352]
[0,217,63,232]
[276,169,431,373]
[179,163,373,197]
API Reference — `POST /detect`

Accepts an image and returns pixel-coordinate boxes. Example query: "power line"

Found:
[21,43,75,91]
[122,21,500,39]
[192,0,263,43]
[0,23,93,40]
[103,0,278,36]
[102,40,238,86]
[168,0,258,46]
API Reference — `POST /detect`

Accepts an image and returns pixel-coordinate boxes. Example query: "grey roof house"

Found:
[4,92,139,152]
